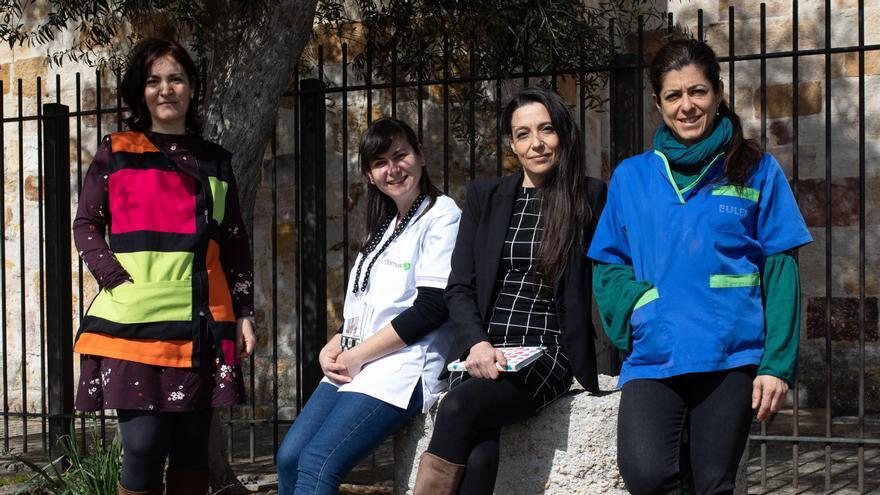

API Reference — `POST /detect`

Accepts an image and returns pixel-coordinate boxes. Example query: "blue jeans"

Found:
[277,380,423,495]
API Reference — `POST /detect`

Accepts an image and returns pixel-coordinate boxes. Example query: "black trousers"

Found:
[617,367,756,495]
[117,408,213,491]
[426,376,541,495]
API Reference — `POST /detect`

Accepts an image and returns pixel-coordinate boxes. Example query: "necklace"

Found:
[352,194,427,294]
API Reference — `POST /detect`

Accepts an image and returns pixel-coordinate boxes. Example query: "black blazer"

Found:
[444,170,606,393]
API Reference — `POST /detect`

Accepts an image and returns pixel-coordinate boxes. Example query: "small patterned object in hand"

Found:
[447,346,545,373]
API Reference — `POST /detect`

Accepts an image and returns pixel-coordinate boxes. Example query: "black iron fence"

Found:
[0,1,878,492]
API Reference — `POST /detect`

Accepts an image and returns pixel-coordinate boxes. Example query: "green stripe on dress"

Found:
[208,176,228,224]
[712,185,760,202]
[709,273,761,288]
[633,287,659,310]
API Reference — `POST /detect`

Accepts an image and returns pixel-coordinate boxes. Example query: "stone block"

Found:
[844,50,880,77]
[0,63,9,95]
[12,57,47,98]
[806,296,879,341]
[798,342,880,415]
[718,0,807,19]
[754,81,822,119]
[393,375,625,495]
[795,177,860,227]
[705,16,823,55]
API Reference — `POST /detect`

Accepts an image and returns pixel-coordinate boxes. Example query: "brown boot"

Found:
[413,451,465,495]
[117,484,162,495]
[165,469,210,495]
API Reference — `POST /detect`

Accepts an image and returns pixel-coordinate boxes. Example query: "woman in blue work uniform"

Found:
[588,39,812,494]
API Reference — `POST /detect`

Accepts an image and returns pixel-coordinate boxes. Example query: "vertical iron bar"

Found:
[823,0,833,490]
[667,12,674,34]
[495,79,502,178]
[37,76,47,454]
[391,42,397,119]
[366,42,373,125]
[729,6,735,112]
[298,78,328,402]
[759,5,768,489]
[468,41,476,181]
[857,0,866,491]
[417,39,424,143]
[75,73,84,326]
[271,128,279,459]
[115,71,122,131]
[579,75,586,173]
[0,79,7,453]
[44,101,73,465]
[637,16,644,151]
[608,20,616,173]
[342,44,350,283]
[698,9,704,41]
[75,72,85,446]
[791,0,800,488]
[95,69,106,442]
[442,34,450,193]
[17,78,27,454]
[294,63,303,414]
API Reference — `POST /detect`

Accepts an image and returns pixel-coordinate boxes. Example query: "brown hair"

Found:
[357,118,441,253]
[501,87,592,287]
[649,39,761,185]
[120,38,202,134]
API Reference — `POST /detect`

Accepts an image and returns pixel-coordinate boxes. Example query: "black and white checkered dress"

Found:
[449,187,573,409]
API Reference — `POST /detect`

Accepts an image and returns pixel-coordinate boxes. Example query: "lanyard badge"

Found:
[341,303,374,351]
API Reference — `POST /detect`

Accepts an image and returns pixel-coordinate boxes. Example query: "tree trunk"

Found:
[199,1,318,491]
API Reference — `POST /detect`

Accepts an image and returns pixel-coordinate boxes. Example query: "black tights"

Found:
[427,377,539,495]
[617,367,755,495]
[117,409,213,491]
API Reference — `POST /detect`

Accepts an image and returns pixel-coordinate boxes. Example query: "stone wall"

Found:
[393,375,626,495]
[668,0,880,416]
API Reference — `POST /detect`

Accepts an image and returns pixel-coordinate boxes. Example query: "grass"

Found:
[15,420,121,495]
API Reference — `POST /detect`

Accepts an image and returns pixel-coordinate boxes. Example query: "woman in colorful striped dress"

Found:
[73,38,255,495]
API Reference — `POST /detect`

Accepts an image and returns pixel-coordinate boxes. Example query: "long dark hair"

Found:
[501,88,591,286]
[649,38,761,185]
[120,38,203,134]
[358,118,442,253]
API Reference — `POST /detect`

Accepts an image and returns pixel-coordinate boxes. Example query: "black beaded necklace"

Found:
[352,193,427,294]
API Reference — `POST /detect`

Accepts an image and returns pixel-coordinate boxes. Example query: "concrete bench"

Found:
[393,375,627,495]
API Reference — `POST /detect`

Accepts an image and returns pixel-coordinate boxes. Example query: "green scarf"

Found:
[652,116,733,169]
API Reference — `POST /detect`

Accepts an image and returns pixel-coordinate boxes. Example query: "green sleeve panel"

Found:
[593,263,654,352]
[758,252,801,386]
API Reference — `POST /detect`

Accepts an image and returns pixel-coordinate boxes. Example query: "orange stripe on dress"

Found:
[74,333,193,368]
[110,131,160,154]
[206,239,236,322]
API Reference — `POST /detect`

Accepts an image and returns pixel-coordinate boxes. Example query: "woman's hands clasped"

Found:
[319,334,365,384]
[465,341,507,380]
[752,374,788,422]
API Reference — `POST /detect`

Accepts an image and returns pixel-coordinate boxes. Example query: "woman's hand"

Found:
[235,317,256,360]
[465,341,507,380]
[336,348,366,381]
[752,374,788,422]
[319,334,351,383]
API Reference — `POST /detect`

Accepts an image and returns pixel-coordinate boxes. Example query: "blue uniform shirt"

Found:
[587,150,812,386]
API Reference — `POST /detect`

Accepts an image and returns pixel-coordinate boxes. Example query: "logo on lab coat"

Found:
[719,204,748,217]
[383,259,412,270]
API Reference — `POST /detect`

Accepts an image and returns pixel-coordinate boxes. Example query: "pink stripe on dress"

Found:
[109,168,196,234]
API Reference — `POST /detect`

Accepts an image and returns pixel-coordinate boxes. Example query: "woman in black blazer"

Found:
[413,88,605,494]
